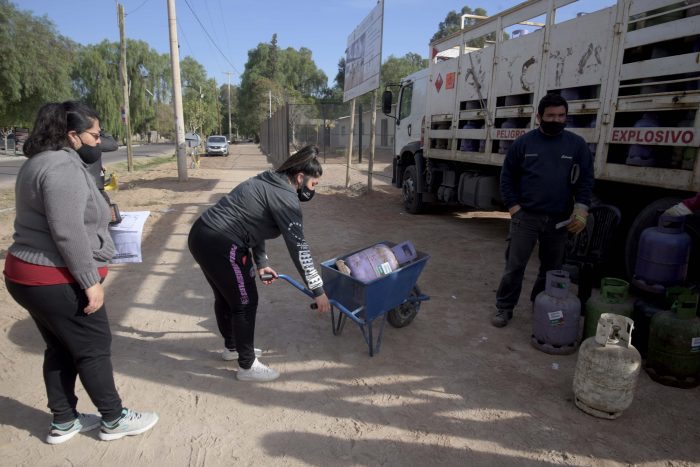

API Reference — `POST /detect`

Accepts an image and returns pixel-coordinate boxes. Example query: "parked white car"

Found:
[205,135,229,156]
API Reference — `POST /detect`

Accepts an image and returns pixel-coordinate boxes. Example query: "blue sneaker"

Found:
[99,408,159,441]
[46,413,101,445]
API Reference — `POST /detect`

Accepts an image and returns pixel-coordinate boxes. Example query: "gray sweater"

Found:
[201,170,324,296]
[9,148,115,289]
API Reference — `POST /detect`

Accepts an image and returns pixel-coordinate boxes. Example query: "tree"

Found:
[180,57,218,135]
[268,34,279,81]
[277,47,327,97]
[381,53,428,86]
[123,39,172,138]
[72,39,173,141]
[431,6,490,45]
[72,41,121,138]
[334,57,345,91]
[238,38,328,137]
[0,0,75,127]
[219,83,239,139]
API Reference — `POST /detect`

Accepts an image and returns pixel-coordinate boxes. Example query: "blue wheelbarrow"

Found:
[263,242,430,356]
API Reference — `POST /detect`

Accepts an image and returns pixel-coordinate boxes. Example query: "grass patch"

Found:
[107,154,176,173]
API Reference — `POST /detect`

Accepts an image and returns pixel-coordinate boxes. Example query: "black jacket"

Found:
[500,128,594,218]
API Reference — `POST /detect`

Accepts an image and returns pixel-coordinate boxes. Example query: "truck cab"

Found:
[383,68,429,209]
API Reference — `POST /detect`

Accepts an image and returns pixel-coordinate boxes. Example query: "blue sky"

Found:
[18,0,614,88]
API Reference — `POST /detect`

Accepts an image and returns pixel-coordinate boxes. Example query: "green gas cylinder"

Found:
[584,278,634,340]
[646,293,700,388]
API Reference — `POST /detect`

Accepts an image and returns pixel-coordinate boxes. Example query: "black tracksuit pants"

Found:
[188,218,259,369]
[495,210,569,312]
[5,279,123,424]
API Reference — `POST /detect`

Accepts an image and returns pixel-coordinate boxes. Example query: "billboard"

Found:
[343,0,384,102]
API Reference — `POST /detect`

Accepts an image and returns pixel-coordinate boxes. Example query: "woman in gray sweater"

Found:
[3,102,157,444]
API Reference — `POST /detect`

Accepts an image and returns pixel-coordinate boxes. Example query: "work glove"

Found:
[567,203,589,234]
[663,202,692,217]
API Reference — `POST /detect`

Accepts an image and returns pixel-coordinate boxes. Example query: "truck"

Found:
[382,0,700,280]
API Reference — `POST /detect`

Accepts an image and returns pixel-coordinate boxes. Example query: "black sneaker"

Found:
[491,309,513,328]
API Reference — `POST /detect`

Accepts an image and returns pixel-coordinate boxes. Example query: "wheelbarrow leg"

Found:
[360,313,388,357]
[330,305,347,336]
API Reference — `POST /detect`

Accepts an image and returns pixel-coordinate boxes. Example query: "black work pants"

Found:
[495,210,569,313]
[5,280,123,424]
[188,218,259,369]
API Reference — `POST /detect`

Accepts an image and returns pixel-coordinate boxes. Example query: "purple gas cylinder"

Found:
[459,121,481,152]
[532,270,581,355]
[634,215,691,289]
[343,241,417,283]
[626,112,660,167]
[497,118,519,155]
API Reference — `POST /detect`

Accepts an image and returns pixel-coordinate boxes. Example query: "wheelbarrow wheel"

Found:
[387,286,421,328]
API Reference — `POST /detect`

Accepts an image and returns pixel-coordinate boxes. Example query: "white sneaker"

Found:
[46,413,101,445]
[222,347,262,361]
[98,408,159,441]
[236,358,280,382]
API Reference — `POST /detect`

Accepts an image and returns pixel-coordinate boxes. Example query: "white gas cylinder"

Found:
[572,313,642,419]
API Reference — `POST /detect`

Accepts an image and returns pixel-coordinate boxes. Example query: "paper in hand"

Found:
[555,219,572,229]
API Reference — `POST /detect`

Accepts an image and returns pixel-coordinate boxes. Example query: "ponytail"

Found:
[276,145,323,178]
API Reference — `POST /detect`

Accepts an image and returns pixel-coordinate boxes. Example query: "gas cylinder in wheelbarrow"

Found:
[320,241,430,356]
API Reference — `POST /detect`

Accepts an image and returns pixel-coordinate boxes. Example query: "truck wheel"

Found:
[403,165,424,214]
[624,197,682,279]
[387,286,421,328]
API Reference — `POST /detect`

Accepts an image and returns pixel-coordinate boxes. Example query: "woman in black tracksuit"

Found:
[188,145,330,382]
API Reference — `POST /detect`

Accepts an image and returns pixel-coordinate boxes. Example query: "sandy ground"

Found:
[0,144,698,466]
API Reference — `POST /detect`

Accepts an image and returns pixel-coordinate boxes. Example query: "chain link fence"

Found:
[260,101,396,170]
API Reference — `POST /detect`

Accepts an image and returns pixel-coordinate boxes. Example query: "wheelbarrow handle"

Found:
[261,273,314,300]
[260,273,356,317]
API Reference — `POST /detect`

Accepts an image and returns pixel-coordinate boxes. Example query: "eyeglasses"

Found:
[82,131,101,141]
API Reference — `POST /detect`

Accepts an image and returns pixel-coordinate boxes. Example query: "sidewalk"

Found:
[0,152,23,162]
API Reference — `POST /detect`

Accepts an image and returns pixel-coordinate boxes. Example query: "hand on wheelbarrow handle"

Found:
[260,273,345,314]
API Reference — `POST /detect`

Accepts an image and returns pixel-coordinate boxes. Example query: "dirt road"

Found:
[0,144,698,466]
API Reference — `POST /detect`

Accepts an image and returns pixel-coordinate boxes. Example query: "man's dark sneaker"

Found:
[491,309,513,328]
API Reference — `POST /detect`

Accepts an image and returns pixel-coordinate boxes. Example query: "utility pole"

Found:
[167,0,187,181]
[117,3,134,172]
[223,71,233,143]
[368,89,377,192]
[346,98,356,188]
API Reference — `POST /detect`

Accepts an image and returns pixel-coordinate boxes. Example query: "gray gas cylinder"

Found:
[573,313,642,419]
[531,270,581,355]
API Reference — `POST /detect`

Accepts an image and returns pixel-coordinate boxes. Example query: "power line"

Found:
[217,0,234,65]
[182,0,240,75]
[125,0,151,16]
[203,0,223,54]
[177,22,194,58]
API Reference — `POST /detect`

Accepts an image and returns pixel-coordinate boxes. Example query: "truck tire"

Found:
[387,286,421,328]
[624,197,682,279]
[402,165,424,214]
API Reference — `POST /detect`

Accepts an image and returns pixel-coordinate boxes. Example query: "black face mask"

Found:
[76,141,102,164]
[297,176,315,202]
[539,120,566,135]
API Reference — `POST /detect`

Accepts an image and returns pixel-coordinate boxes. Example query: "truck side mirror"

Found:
[382,90,393,115]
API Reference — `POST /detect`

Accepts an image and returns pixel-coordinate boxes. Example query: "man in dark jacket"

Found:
[492,93,594,327]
